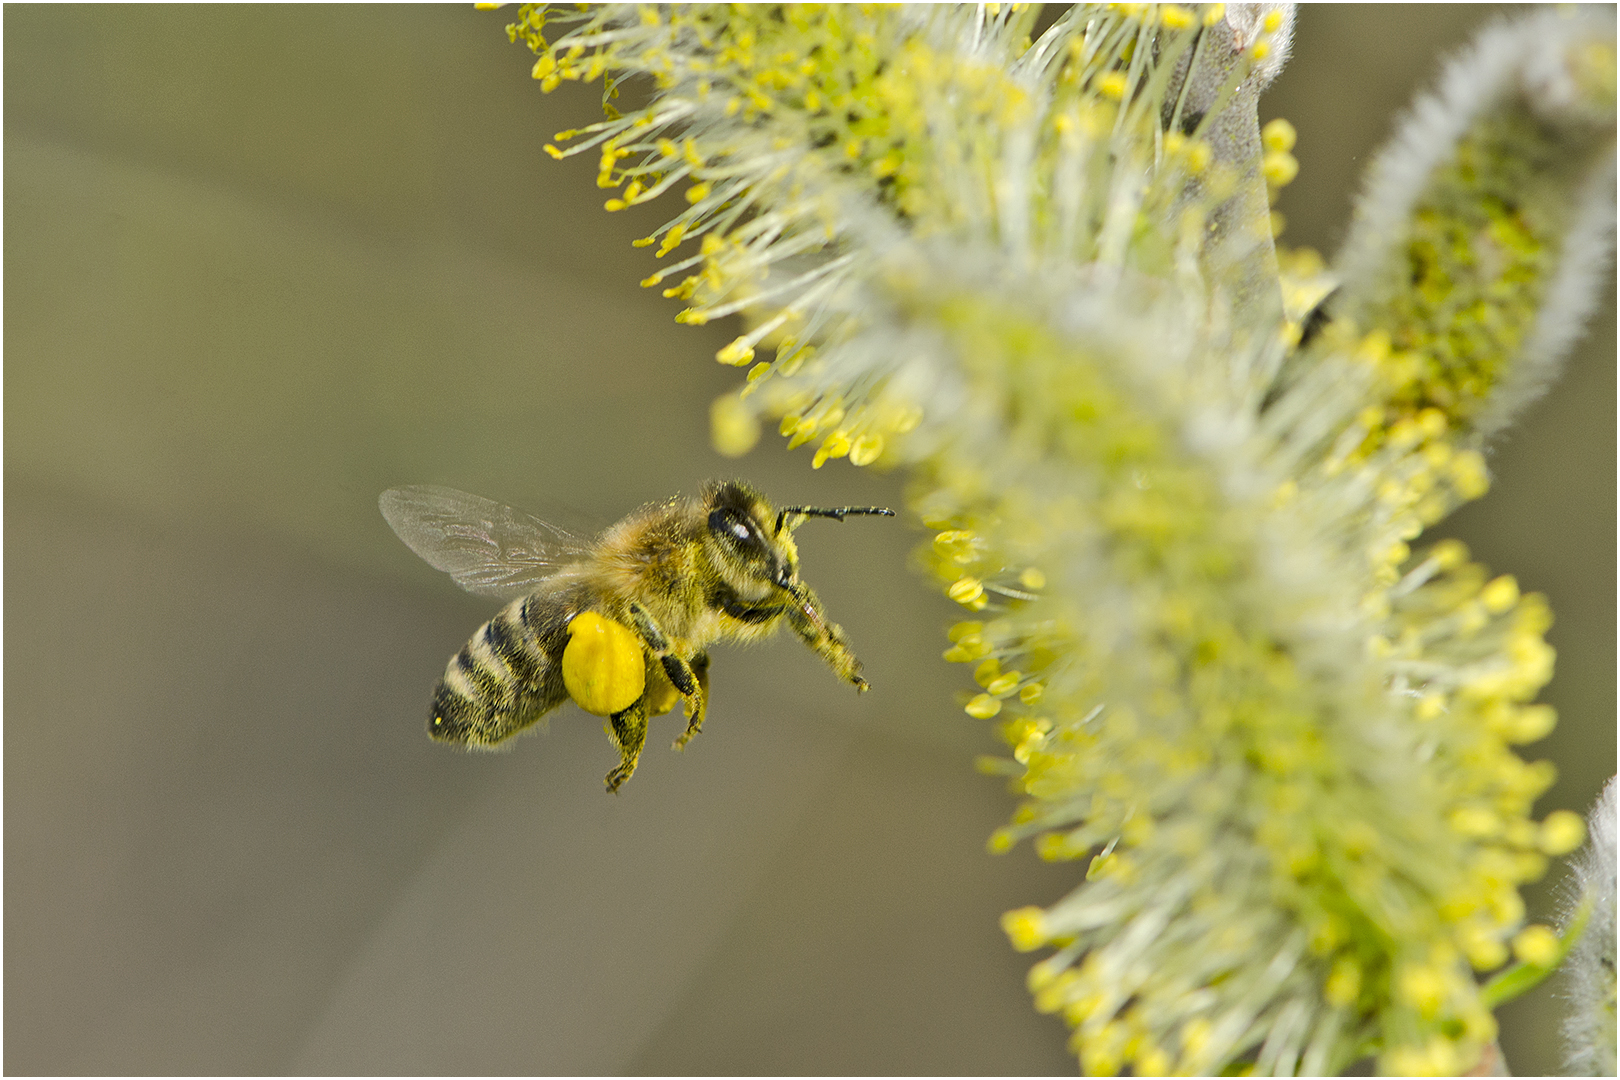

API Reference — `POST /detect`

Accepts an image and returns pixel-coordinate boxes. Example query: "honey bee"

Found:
[379,481,893,792]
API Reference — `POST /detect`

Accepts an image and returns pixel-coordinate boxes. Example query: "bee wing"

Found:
[379,485,589,599]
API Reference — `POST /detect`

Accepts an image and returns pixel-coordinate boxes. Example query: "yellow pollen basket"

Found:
[563,611,646,716]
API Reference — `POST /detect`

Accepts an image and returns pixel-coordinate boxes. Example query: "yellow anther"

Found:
[1512,924,1560,967]
[948,576,986,605]
[1261,117,1296,153]
[1538,810,1585,855]
[1422,441,1453,469]
[1449,806,1499,838]
[1263,150,1299,187]
[1025,958,1061,992]
[1161,5,1195,30]
[1396,964,1446,1018]
[959,636,992,660]
[1415,692,1446,720]
[1019,567,1046,590]
[685,181,712,204]
[710,393,760,458]
[871,152,901,179]
[1135,1047,1172,1077]
[1432,538,1469,569]
[1461,929,1509,972]
[1451,450,1490,498]
[949,620,985,643]
[987,672,1022,696]
[1096,71,1129,100]
[1019,683,1044,704]
[811,430,852,469]
[1001,906,1049,951]
[1185,140,1212,174]
[543,144,565,160]
[849,434,884,466]
[1480,575,1520,614]
[656,222,687,256]
[1180,1016,1214,1056]
[1324,956,1361,1006]
[973,658,1002,686]
[966,693,1002,719]
[716,337,756,366]
[1388,417,1423,448]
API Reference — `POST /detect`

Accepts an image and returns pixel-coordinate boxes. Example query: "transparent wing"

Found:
[379,485,589,599]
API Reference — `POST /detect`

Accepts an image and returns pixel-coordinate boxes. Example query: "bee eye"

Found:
[709,508,763,555]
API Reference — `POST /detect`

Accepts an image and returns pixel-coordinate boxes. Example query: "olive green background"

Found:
[6,5,1611,1074]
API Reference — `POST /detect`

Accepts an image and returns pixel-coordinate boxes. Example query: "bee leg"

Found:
[626,602,708,748]
[783,583,869,691]
[604,697,648,793]
[671,652,710,750]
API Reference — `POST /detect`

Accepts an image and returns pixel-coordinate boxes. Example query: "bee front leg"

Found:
[604,697,648,793]
[784,583,869,692]
[626,602,707,749]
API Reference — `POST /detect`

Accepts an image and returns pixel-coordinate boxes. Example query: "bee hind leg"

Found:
[672,652,710,750]
[604,698,648,793]
[625,602,708,750]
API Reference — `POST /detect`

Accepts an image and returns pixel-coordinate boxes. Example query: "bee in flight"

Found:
[379,481,893,792]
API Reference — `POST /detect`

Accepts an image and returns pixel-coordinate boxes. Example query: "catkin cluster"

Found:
[506,4,1615,1073]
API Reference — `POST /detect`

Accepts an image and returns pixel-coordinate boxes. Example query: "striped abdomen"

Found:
[430,594,569,747]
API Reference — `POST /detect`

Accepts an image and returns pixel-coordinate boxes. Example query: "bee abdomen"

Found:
[429,597,563,747]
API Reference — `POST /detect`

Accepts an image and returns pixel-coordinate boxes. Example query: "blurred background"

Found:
[5,5,1610,1074]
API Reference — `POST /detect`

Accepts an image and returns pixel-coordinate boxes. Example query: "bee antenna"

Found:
[776,505,896,534]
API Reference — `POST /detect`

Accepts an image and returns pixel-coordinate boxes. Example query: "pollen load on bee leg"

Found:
[562,611,646,716]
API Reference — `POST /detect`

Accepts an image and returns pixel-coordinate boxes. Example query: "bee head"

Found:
[702,480,797,597]
[700,480,895,600]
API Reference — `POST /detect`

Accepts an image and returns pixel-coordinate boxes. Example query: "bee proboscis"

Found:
[379,481,892,792]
